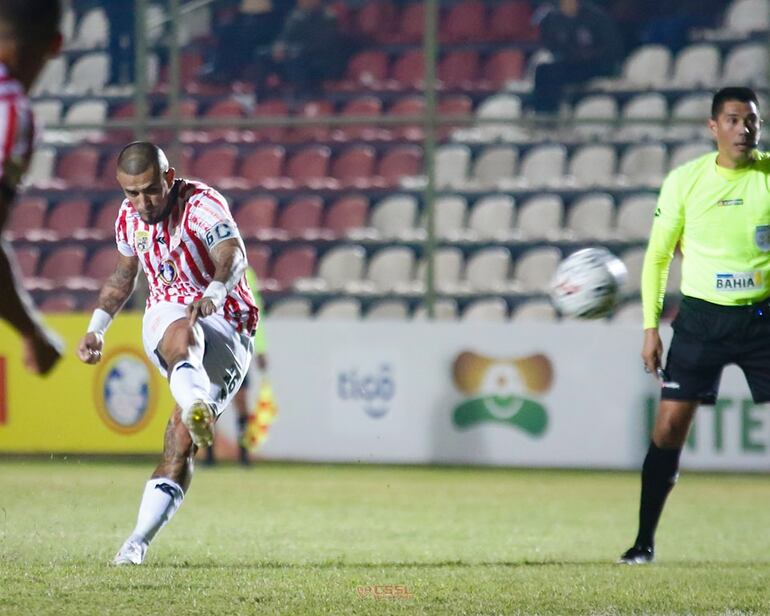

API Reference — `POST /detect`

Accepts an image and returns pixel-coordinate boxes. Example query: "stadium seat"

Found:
[253,99,290,143]
[293,100,335,143]
[365,246,415,293]
[483,49,526,89]
[612,300,643,324]
[389,96,425,141]
[39,293,78,313]
[568,144,617,188]
[226,195,272,245]
[620,247,646,295]
[619,93,668,141]
[441,0,486,43]
[277,196,324,238]
[438,51,480,89]
[32,100,63,128]
[669,94,713,139]
[488,1,537,41]
[270,247,316,291]
[511,247,562,292]
[191,145,239,184]
[237,146,285,187]
[724,0,770,33]
[96,147,122,189]
[721,43,767,87]
[571,95,618,139]
[462,298,509,321]
[203,99,246,142]
[517,144,567,188]
[71,7,108,49]
[366,299,410,320]
[22,148,56,189]
[92,200,122,239]
[268,297,312,318]
[672,44,721,88]
[435,144,471,189]
[31,57,66,96]
[437,94,473,139]
[377,145,423,187]
[104,101,137,144]
[616,44,672,88]
[669,141,713,170]
[286,146,332,187]
[331,145,376,188]
[13,246,40,279]
[390,2,424,43]
[369,194,418,239]
[67,52,109,94]
[415,246,464,293]
[413,299,459,320]
[433,195,468,240]
[45,199,92,239]
[392,49,425,89]
[335,96,383,141]
[345,51,389,87]
[516,195,563,240]
[323,195,369,237]
[245,246,271,281]
[84,246,120,283]
[511,299,558,322]
[152,99,199,143]
[316,298,361,320]
[564,193,615,240]
[467,194,515,240]
[355,0,397,43]
[38,245,87,283]
[473,93,524,142]
[464,247,511,292]
[314,245,366,291]
[616,195,657,240]
[472,146,517,188]
[63,99,108,142]
[617,144,667,187]
[56,146,100,187]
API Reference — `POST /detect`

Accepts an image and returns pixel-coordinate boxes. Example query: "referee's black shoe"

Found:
[618,544,654,565]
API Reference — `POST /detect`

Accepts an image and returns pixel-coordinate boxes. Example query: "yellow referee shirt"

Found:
[642,150,770,328]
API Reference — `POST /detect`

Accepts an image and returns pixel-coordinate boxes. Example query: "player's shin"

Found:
[168,356,213,411]
[635,441,682,548]
[130,478,185,546]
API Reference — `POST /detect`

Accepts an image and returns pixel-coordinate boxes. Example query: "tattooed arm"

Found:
[187,238,245,325]
[77,253,139,365]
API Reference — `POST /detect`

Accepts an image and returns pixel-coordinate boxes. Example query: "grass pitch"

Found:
[0,460,769,615]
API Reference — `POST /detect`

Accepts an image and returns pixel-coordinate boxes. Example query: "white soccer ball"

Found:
[549,247,627,319]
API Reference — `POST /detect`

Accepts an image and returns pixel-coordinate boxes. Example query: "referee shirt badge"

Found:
[755,225,770,251]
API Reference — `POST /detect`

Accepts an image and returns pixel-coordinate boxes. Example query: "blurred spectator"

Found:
[201,0,290,84]
[265,0,347,95]
[105,3,135,85]
[532,0,623,114]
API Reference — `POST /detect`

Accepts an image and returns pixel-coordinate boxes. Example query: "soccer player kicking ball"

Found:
[620,87,770,564]
[77,142,258,565]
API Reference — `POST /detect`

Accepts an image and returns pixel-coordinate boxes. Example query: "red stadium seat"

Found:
[6,197,47,238]
[489,1,538,41]
[84,245,119,283]
[346,51,389,87]
[203,99,245,142]
[270,246,316,290]
[438,94,473,138]
[253,99,289,143]
[392,49,424,89]
[389,96,425,141]
[234,196,278,238]
[236,146,285,188]
[191,144,239,184]
[324,195,369,236]
[92,199,122,239]
[292,100,335,143]
[440,0,487,43]
[38,245,87,283]
[39,293,78,312]
[388,2,424,43]
[56,146,100,187]
[484,49,526,89]
[286,146,331,187]
[245,245,271,281]
[105,102,135,144]
[334,96,383,141]
[46,199,92,239]
[13,246,40,279]
[438,51,480,89]
[331,145,376,188]
[377,145,423,186]
[152,99,199,143]
[355,0,397,42]
[97,148,120,188]
[277,197,324,238]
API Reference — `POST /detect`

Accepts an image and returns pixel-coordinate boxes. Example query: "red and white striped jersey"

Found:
[115,179,259,335]
[0,63,35,192]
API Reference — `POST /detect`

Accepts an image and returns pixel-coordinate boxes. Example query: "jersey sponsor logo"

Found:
[755,225,770,251]
[159,259,177,285]
[135,230,151,253]
[715,272,762,291]
[717,198,743,206]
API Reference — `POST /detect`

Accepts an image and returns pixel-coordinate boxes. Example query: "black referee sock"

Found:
[634,442,682,549]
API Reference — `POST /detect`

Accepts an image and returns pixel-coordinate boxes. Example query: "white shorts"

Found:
[142,302,253,416]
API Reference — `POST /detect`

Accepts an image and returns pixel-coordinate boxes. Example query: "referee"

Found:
[620,87,769,564]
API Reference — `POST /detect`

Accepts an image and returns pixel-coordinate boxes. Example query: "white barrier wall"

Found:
[257,321,770,471]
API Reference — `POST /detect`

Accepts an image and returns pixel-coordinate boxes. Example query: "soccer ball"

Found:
[549,247,627,319]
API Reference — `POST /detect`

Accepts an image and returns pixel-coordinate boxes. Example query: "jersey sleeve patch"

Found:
[204,220,236,249]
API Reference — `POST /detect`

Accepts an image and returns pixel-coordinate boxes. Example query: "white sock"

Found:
[169,359,212,411]
[129,478,184,545]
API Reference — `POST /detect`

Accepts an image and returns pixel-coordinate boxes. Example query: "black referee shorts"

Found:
[662,295,770,404]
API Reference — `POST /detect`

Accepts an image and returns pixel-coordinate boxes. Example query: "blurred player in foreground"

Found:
[77,142,258,565]
[620,87,769,564]
[0,0,63,374]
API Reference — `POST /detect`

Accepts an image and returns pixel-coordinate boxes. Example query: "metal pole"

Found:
[422,0,439,319]
[167,0,182,173]
[133,0,149,140]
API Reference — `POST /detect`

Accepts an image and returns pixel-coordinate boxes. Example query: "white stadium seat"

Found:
[620,44,672,88]
[564,193,615,240]
[721,43,767,87]
[31,57,67,96]
[416,246,464,293]
[365,247,415,293]
[515,195,563,240]
[472,146,517,188]
[315,245,366,291]
[620,93,668,140]
[435,144,471,189]
[413,299,459,320]
[617,144,667,187]
[67,52,110,94]
[568,144,617,188]
[511,299,558,322]
[433,195,468,240]
[366,299,410,320]
[669,94,713,139]
[620,247,647,295]
[465,247,511,292]
[369,195,418,239]
[616,194,657,241]
[571,94,618,139]
[672,44,721,88]
[462,298,509,321]
[316,298,361,320]
[724,0,770,33]
[517,144,567,188]
[668,141,714,171]
[511,247,562,292]
[268,298,312,319]
[71,8,108,49]
[467,194,515,240]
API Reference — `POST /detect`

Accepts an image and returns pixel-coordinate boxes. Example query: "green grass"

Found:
[0,460,769,615]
